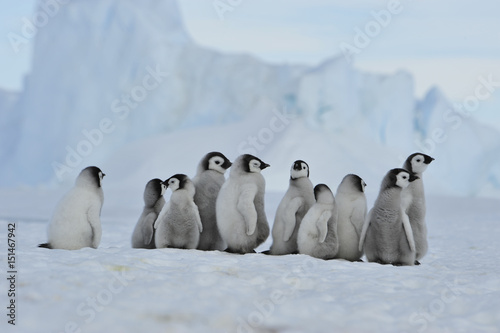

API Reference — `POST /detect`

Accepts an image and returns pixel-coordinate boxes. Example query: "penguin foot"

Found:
[415,260,421,265]
[38,243,52,249]
[261,250,271,255]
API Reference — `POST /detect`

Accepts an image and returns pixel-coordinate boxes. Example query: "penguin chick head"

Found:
[383,168,419,190]
[314,184,335,204]
[76,166,105,188]
[338,174,366,194]
[404,153,434,175]
[200,151,232,175]
[236,154,270,174]
[290,160,309,180]
[164,174,189,192]
[144,178,165,206]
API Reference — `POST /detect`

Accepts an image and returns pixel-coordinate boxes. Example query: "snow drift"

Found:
[0,0,499,197]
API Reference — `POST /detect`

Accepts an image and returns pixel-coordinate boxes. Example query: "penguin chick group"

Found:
[38,152,434,267]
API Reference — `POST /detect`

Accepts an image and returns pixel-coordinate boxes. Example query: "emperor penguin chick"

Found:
[269,160,315,255]
[39,166,105,250]
[131,179,166,249]
[401,153,434,264]
[192,152,232,251]
[334,174,367,261]
[297,184,339,260]
[154,174,202,250]
[216,154,270,254]
[359,168,418,266]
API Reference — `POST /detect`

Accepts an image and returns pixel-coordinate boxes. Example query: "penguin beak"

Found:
[225,161,233,169]
[162,180,169,188]
[409,174,419,182]
[260,163,270,170]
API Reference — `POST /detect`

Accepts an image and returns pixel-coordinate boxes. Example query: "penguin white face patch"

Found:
[249,159,263,173]
[395,172,411,189]
[361,179,367,192]
[98,172,105,186]
[411,155,428,174]
[290,162,309,179]
[167,178,180,192]
[208,156,227,174]
[161,183,167,196]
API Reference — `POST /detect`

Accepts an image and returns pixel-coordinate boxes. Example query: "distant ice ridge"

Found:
[0,0,499,198]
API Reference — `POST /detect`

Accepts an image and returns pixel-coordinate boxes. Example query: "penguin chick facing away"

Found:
[154,174,202,250]
[216,154,270,254]
[401,153,434,264]
[269,160,315,255]
[39,166,105,250]
[334,174,367,261]
[297,184,339,260]
[131,178,166,249]
[192,152,232,251]
[359,168,418,266]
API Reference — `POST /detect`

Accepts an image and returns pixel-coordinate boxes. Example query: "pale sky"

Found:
[1,0,500,110]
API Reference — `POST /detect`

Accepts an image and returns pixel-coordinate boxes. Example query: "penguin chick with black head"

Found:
[39,166,105,250]
[401,153,434,264]
[131,178,166,249]
[269,160,315,255]
[216,154,270,254]
[334,174,367,261]
[154,174,202,250]
[359,168,418,266]
[192,152,232,251]
[297,184,339,260]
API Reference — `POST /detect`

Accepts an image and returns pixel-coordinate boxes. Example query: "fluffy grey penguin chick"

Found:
[334,174,367,261]
[193,152,232,251]
[131,178,166,249]
[359,168,418,266]
[154,174,202,250]
[269,160,315,255]
[401,153,434,264]
[39,166,105,250]
[216,154,270,254]
[297,184,339,260]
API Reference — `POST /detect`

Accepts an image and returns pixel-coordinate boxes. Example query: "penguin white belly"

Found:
[216,182,259,252]
[48,190,97,250]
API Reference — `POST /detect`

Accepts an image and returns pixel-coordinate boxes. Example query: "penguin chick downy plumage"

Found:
[216,154,270,254]
[297,184,339,260]
[334,174,367,261]
[154,174,202,250]
[401,153,434,263]
[359,168,418,266]
[131,179,166,249]
[270,160,315,255]
[39,166,105,250]
[192,152,232,251]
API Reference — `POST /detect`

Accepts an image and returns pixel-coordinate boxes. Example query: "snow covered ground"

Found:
[1,186,499,333]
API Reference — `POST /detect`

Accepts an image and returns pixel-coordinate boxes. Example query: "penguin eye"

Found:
[402,175,407,179]
[215,161,220,165]
[302,166,306,170]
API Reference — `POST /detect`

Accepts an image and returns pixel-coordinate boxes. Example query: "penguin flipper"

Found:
[358,209,372,252]
[142,213,157,245]
[316,210,332,243]
[350,205,367,239]
[87,204,102,249]
[193,203,203,233]
[401,209,416,252]
[237,184,258,236]
[283,197,303,242]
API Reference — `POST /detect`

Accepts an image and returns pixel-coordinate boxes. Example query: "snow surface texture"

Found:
[0,0,499,198]
[1,186,499,333]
